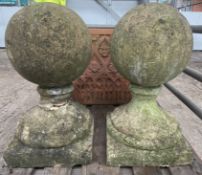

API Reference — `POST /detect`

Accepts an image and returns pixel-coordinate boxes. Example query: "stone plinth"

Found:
[107,3,193,166]
[4,3,93,168]
[107,86,192,166]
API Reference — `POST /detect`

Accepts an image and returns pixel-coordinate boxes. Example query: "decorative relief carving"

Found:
[72,29,131,105]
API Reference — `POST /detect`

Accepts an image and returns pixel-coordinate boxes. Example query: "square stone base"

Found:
[4,134,93,168]
[107,134,193,167]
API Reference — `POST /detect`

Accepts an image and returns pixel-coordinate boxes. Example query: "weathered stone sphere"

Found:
[6,3,91,88]
[111,3,192,87]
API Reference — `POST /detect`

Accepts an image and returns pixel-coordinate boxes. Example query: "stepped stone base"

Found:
[107,133,192,167]
[4,132,93,168]
[107,87,193,167]
[4,100,93,168]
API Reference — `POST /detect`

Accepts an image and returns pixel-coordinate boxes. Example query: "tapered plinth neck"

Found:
[130,85,160,97]
[37,86,73,107]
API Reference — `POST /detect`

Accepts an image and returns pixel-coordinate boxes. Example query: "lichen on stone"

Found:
[107,85,193,166]
[107,3,193,166]
[6,3,92,87]
[17,100,92,149]
[111,3,192,87]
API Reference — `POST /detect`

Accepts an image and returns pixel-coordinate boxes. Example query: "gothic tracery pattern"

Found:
[73,29,131,105]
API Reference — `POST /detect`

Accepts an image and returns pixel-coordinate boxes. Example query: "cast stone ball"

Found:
[111,3,193,87]
[6,3,91,88]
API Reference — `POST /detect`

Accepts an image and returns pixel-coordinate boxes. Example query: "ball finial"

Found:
[4,3,94,168]
[107,3,193,166]
[111,3,192,87]
[6,3,91,88]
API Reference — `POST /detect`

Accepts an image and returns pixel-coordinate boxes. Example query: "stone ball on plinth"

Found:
[6,3,91,88]
[111,3,192,87]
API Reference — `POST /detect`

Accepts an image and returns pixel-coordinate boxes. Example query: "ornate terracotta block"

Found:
[72,28,131,105]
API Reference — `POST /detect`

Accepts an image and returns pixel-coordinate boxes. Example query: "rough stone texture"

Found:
[1,49,202,173]
[4,99,94,168]
[4,126,93,168]
[5,3,91,88]
[37,86,73,105]
[16,100,92,148]
[107,3,193,166]
[3,4,93,168]
[111,3,192,87]
[107,86,192,166]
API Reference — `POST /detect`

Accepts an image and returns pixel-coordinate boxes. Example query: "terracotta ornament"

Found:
[73,29,131,105]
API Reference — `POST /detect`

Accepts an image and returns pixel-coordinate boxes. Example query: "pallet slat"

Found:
[81,164,120,175]
[159,167,171,175]
[52,165,70,175]
[158,87,202,161]
[192,154,202,175]
[120,167,133,175]
[133,167,161,175]
[11,168,33,175]
[169,166,197,175]
[31,169,45,175]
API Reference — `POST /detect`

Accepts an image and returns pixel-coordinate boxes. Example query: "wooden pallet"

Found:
[1,158,202,175]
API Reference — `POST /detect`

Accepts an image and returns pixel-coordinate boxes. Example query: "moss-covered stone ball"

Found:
[6,3,91,88]
[111,3,192,87]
